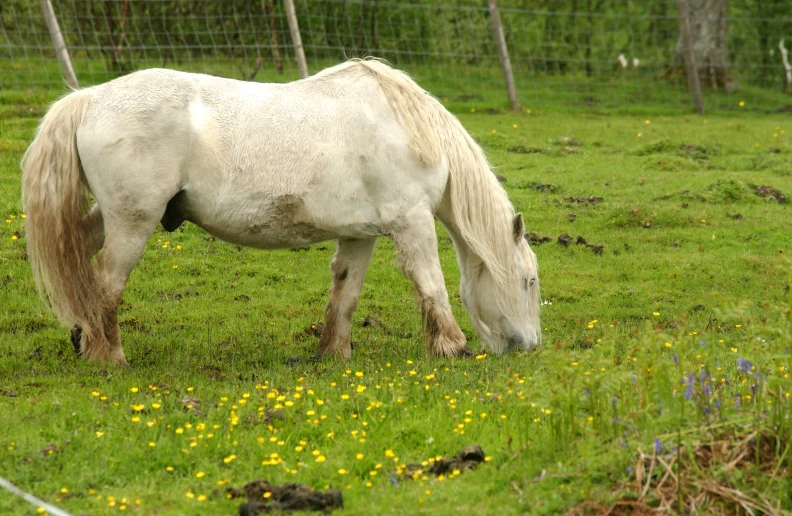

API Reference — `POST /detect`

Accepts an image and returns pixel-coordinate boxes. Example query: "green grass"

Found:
[1,77,792,515]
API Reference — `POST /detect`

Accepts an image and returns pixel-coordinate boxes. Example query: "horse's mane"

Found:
[318,58,521,319]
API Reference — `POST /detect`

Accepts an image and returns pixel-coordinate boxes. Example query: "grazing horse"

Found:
[21,59,540,366]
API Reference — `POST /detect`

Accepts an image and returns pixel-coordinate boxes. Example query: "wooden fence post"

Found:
[40,0,79,89]
[488,0,520,112]
[676,0,705,115]
[283,0,308,79]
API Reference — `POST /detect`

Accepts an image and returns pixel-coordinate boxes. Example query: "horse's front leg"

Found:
[390,209,472,358]
[317,238,377,359]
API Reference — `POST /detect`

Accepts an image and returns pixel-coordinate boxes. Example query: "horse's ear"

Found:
[512,213,525,244]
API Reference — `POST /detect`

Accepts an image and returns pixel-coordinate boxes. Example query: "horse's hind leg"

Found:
[78,211,162,365]
[389,209,472,358]
[317,238,377,359]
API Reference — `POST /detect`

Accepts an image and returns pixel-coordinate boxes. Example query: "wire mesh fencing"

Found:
[2,0,791,112]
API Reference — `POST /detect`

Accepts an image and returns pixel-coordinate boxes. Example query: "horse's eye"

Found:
[529,277,536,287]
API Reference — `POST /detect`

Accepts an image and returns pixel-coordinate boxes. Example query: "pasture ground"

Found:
[1,79,791,515]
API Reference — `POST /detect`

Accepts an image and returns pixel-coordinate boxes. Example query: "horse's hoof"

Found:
[70,324,83,355]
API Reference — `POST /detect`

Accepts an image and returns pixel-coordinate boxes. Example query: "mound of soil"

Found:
[228,481,343,515]
[401,444,487,480]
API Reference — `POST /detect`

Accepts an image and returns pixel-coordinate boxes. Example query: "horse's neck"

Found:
[435,208,483,280]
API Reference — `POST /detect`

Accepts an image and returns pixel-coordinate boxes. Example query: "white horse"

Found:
[22,59,540,366]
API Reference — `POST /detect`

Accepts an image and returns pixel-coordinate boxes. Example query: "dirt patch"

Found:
[566,196,604,205]
[181,396,205,417]
[228,480,343,514]
[400,444,487,480]
[526,233,553,245]
[516,181,558,193]
[750,184,788,204]
[508,145,551,155]
[557,234,574,246]
[246,408,284,427]
[159,289,200,302]
[567,427,785,515]
[558,136,582,147]
[40,443,62,456]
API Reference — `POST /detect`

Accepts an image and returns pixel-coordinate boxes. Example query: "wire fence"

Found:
[2,0,791,111]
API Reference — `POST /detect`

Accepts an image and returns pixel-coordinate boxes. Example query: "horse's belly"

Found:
[188,190,380,249]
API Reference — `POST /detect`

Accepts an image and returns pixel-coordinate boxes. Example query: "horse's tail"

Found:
[21,89,102,335]
[354,59,515,287]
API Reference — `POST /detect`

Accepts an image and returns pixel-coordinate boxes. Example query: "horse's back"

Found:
[75,65,448,247]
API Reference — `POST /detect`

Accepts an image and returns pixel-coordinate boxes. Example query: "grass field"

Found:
[1,69,792,515]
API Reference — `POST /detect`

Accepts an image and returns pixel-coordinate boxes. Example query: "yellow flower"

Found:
[385,449,394,457]
[91,391,100,397]
[338,469,347,475]
[356,385,366,393]
[356,453,364,460]
[316,455,326,463]
[475,354,486,360]
[151,403,161,409]
[738,101,745,107]
[355,371,363,377]
[512,124,517,129]
[652,312,660,317]
[130,387,138,393]
[197,495,207,502]
[166,466,174,471]
[196,472,205,478]
[132,404,145,412]
[185,492,194,499]
[11,235,17,240]
[149,442,156,447]
[131,416,140,423]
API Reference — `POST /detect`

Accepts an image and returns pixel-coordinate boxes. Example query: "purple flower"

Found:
[654,438,663,453]
[737,357,753,374]
[672,353,679,365]
[684,373,695,401]
[698,339,707,346]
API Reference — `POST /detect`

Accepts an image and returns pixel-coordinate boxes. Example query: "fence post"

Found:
[283,0,308,79]
[487,0,519,112]
[676,0,704,115]
[40,0,78,89]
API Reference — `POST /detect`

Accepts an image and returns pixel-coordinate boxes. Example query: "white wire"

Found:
[0,475,73,516]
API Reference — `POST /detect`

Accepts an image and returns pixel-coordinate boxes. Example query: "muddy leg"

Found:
[77,213,160,366]
[390,211,471,358]
[316,238,377,359]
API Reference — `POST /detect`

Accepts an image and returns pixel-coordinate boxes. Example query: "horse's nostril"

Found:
[506,334,525,351]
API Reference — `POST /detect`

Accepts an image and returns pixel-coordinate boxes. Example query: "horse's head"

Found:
[460,213,541,354]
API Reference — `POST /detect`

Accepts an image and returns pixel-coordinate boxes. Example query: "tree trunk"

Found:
[674,0,734,91]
